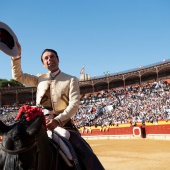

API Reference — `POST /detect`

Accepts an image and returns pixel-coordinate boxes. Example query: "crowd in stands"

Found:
[1,79,170,130]
[0,106,18,125]
[73,79,170,130]
[0,102,35,125]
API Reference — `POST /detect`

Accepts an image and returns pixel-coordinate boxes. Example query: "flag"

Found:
[80,66,85,74]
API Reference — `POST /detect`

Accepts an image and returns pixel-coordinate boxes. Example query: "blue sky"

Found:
[0,0,170,80]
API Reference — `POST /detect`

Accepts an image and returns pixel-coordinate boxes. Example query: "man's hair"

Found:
[41,49,59,63]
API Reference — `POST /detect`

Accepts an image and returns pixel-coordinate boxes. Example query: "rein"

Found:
[0,141,37,155]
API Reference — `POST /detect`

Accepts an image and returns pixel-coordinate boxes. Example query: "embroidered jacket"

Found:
[11,58,80,126]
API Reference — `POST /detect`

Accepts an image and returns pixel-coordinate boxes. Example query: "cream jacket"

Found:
[11,58,80,125]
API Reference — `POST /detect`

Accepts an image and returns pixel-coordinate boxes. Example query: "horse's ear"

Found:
[0,120,8,135]
[26,115,43,135]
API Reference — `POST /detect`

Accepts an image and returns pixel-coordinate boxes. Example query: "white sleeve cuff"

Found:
[42,109,50,115]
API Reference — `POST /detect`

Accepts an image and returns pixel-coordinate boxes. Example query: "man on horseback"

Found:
[9,42,104,169]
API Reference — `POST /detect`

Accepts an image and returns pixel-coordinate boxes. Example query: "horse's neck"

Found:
[36,126,52,170]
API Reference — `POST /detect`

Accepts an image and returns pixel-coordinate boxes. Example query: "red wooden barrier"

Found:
[80,124,170,138]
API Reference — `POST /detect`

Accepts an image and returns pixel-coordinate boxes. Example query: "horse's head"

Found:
[1,114,44,149]
[0,106,51,170]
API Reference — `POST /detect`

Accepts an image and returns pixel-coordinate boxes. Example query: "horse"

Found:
[0,107,82,170]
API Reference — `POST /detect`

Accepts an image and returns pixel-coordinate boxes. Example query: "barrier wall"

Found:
[145,124,170,134]
[81,126,133,136]
[80,124,170,138]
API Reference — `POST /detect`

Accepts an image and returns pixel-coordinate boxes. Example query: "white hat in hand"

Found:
[0,21,18,57]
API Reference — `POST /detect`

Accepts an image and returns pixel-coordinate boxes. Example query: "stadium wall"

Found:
[80,124,170,140]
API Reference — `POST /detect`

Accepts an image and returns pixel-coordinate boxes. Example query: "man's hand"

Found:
[46,119,59,130]
[11,41,21,60]
[16,41,21,56]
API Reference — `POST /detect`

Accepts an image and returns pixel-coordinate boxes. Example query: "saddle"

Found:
[48,129,82,170]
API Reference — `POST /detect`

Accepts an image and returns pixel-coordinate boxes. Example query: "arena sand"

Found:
[86,138,170,170]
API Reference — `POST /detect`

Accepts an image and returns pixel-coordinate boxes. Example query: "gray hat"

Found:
[0,21,18,57]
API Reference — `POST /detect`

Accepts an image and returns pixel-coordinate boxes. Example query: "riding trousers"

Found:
[62,119,105,170]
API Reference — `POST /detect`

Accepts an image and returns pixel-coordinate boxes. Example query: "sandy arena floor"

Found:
[86,138,170,170]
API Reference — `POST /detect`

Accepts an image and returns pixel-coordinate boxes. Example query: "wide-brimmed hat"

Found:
[0,21,18,57]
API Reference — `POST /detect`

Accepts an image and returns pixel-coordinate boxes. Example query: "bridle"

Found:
[0,140,38,155]
[0,140,40,170]
[0,116,41,155]
[0,117,54,169]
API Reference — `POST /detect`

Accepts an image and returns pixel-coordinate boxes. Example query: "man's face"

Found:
[42,51,59,72]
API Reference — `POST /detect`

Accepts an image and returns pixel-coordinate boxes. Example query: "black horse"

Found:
[0,112,82,170]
